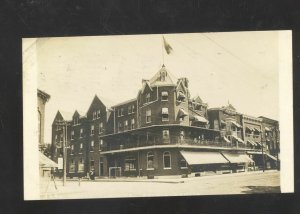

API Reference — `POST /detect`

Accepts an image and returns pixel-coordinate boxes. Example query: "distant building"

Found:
[51,66,280,178]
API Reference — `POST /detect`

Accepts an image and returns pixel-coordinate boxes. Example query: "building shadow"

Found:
[242,186,281,194]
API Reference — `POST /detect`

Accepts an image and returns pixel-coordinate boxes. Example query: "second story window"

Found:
[99,139,103,151]
[146,93,150,103]
[161,91,168,101]
[162,108,169,121]
[128,105,132,114]
[99,122,103,134]
[70,144,74,154]
[90,140,94,150]
[71,130,74,140]
[146,109,151,123]
[80,128,83,138]
[131,118,135,129]
[132,105,135,113]
[91,125,94,135]
[121,108,124,116]
[124,120,128,130]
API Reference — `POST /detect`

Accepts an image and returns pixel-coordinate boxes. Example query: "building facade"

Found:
[51,66,280,178]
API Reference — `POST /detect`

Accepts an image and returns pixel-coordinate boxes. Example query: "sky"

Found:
[25,31,280,143]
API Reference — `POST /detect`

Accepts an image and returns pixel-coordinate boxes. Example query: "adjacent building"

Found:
[51,66,280,178]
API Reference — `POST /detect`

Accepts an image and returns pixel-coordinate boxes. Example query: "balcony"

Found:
[103,137,256,152]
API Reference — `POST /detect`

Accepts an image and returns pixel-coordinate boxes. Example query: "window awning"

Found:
[256,141,262,146]
[177,91,186,99]
[253,127,261,133]
[162,108,169,114]
[265,127,271,131]
[180,151,229,165]
[266,153,277,161]
[178,108,188,118]
[231,121,242,128]
[221,152,254,163]
[246,126,254,132]
[39,152,58,168]
[247,140,256,146]
[220,120,226,125]
[161,91,168,96]
[232,135,245,144]
[223,136,230,143]
[193,115,209,123]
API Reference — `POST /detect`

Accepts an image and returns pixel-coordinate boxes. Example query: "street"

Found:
[40,170,280,200]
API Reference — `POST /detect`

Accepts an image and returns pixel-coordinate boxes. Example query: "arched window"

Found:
[163,151,171,169]
[147,152,154,169]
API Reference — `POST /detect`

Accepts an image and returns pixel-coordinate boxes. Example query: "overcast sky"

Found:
[27,31,280,143]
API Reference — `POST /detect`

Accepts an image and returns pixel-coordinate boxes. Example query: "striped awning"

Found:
[180,151,229,165]
[231,121,242,128]
[253,127,261,133]
[247,140,256,146]
[223,136,230,143]
[39,152,58,168]
[232,135,245,144]
[221,152,254,163]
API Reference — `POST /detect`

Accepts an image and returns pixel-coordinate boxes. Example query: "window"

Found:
[124,120,128,130]
[180,130,185,140]
[79,143,83,153]
[80,128,83,138]
[162,130,170,140]
[69,159,75,172]
[99,122,103,133]
[132,105,135,113]
[91,125,94,135]
[60,134,63,142]
[71,130,74,140]
[118,109,121,117]
[90,140,94,150]
[121,108,124,116]
[131,118,135,129]
[177,91,186,101]
[93,111,97,120]
[125,156,136,171]
[99,139,103,151]
[55,135,58,142]
[163,151,171,169]
[128,105,132,114]
[146,109,151,123]
[147,152,154,170]
[180,158,188,169]
[162,108,169,121]
[78,158,84,172]
[214,120,219,130]
[97,110,101,118]
[70,144,74,155]
[118,122,122,132]
[90,158,95,171]
[161,91,168,101]
[146,93,150,103]
[73,117,79,125]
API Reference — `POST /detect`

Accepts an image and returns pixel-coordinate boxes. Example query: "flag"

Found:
[163,36,173,54]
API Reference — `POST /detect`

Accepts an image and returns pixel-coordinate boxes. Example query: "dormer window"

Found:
[146,93,150,103]
[177,91,186,101]
[160,71,167,81]
[73,117,79,125]
[161,91,168,101]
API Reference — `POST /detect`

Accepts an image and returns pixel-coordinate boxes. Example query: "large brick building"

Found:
[51,65,279,178]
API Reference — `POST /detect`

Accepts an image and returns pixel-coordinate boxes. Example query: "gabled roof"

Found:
[59,111,73,121]
[73,110,86,119]
[86,95,107,115]
[192,96,203,104]
[149,65,177,87]
[141,81,153,94]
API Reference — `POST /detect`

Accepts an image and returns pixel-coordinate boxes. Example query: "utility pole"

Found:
[57,120,68,186]
[262,141,265,172]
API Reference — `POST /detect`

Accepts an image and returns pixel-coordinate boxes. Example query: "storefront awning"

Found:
[39,152,58,168]
[221,152,254,163]
[178,108,188,118]
[180,151,229,165]
[231,121,242,128]
[193,115,209,123]
[223,136,230,143]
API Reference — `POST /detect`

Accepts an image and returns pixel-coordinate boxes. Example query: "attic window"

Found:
[146,93,150,103]
[160,71,167,81]
[73,117,79,125]
[177,91,186,101]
